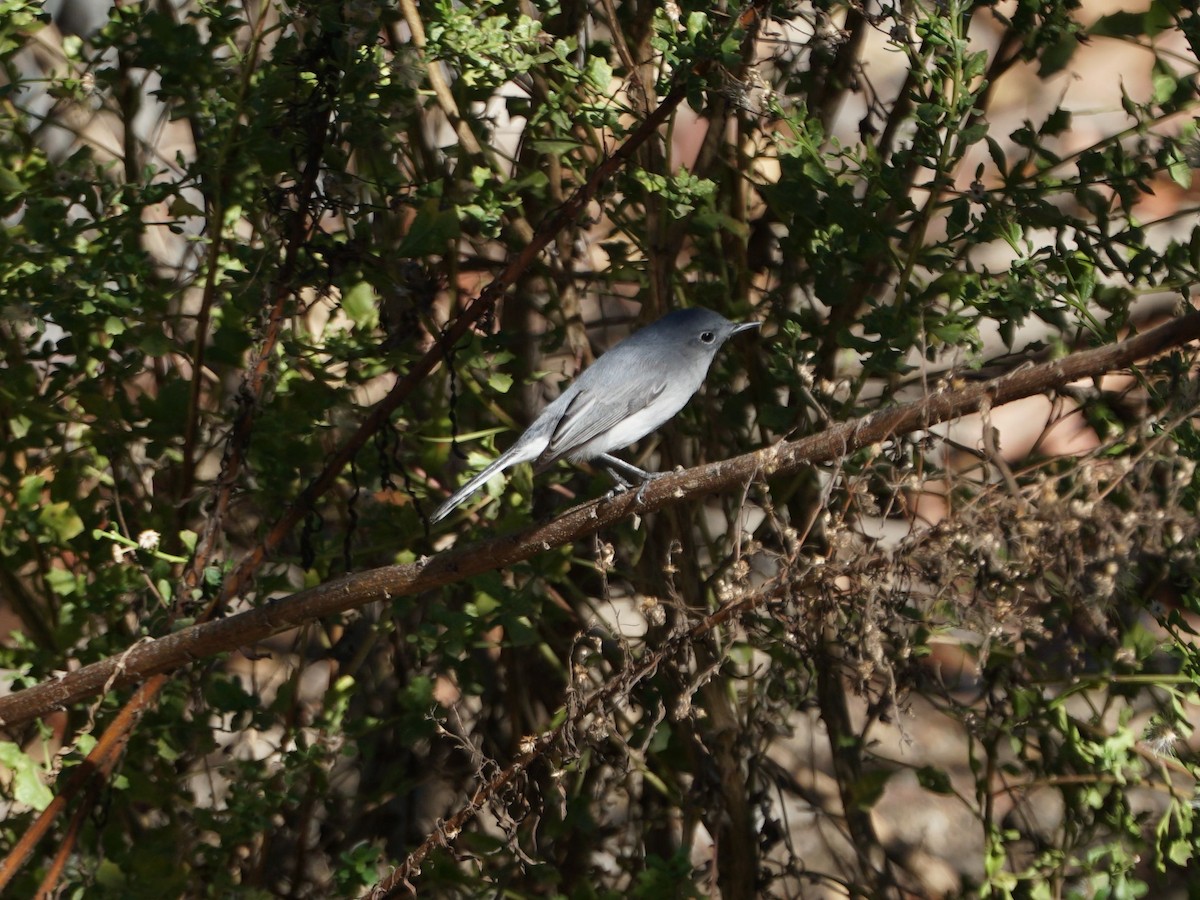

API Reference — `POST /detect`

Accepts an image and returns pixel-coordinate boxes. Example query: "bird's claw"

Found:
[634,471,666,505]
[602,482,630,501]
[602,471,663,506]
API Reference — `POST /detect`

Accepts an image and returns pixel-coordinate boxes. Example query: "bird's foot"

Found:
[632,470,666,505]
[601,470,664,504]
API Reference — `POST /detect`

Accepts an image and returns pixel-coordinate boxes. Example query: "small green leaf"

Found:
[341,281,378,329]
[531,139,583,155]
[95,859,126,888]
[138,328,173,356]
[0,165,23,196]
[685,11,708,39]
[17,474,46,507]
[850,769,893,809]
[1152,64,1178,105]
[1168,838,1192,867]
[155,737,180,762]
[396,200,461,257]
[1088,11,1142,37]
[168,195,205,218]
[1167,147,1192,189]
[585,55,611,90]
[9,414,31,439]
[0,742,53,810]
[958,122,988,147]
[45,567,79,597]
[916,765,954,794]
[38,501,84,542]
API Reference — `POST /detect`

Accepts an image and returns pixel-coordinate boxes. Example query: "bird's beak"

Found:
[731,321,762,337]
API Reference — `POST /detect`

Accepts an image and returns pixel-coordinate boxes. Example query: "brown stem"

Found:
[0,675,156,893]
[3,310,1198,728]
[815,632,898,890]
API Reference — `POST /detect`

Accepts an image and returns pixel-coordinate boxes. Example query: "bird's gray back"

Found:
[531,313,730,466]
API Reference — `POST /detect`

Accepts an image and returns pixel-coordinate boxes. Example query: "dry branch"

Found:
[2,309,1197,730]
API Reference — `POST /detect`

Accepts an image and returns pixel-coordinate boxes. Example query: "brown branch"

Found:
[815,631,898,887]
[398,0,484,157]
[32,719,121,900]
[0,18,768,885]
[214,51,699,610]
[3,310,1198,730]
[811,5,868,133]
[178,5,272,506]
[0,677,152,893]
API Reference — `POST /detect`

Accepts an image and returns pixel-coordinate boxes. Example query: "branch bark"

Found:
[3,310,1197,730]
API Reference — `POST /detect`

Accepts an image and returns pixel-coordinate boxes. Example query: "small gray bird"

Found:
[430,307,759,523]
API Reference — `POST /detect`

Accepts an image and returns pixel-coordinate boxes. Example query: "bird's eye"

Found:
[700,331,715,343]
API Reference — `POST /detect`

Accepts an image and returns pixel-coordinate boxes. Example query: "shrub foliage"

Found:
[1,0,1200,896]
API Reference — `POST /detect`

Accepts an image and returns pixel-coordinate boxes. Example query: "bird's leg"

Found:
[599,453,653,484]
[597,453,664,504]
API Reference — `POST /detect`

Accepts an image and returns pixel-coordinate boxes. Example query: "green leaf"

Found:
[1166,146,1192,189]
[395,200,461,257]
[44,567,79,596]
[958,122,988,147]
[38,501,84,542]
[1152,63,1178,105]
[584,55,611,90]
[341,281,378,329]
[916,765,954,794]
[487,371,513,393]
[0,742,53,810]
[0,165,23,196]
[94,859,126,888]
[1167,838,1192,867]
[530,139,583,155]
[1090,9,1166,39]
[8,414,30,439]
[849,769,893,810]
[17,474,46,507]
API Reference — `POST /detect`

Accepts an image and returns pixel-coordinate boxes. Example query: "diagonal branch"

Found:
[213,29,725,608]
[2,309,1198,730]
[0,14,773,885]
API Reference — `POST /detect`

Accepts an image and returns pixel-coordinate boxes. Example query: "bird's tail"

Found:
[430,452,517,523]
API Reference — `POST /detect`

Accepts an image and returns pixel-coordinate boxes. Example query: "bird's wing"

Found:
[538,378,667,467]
